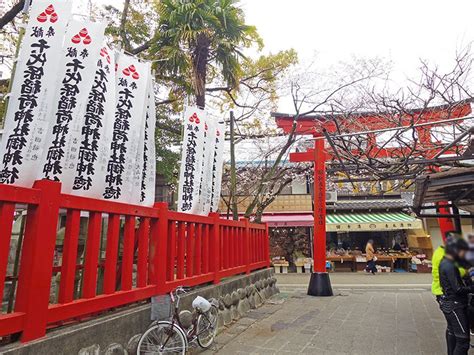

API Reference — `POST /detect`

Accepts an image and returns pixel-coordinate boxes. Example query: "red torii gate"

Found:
[274,102,471,296]
[290,139,332,296]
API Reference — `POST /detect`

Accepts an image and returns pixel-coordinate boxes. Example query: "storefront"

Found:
[326,211,423,250]
[265,210,429,272]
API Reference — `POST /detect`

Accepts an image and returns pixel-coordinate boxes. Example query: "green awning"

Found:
[326,212,422,232]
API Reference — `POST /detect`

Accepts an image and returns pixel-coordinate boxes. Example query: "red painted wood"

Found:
[167,220,176,281]
[0,184,40,204]
[82,212,103,299]
[47,285,157,323]
[250,230,255,263]
[186,223,194,277]
[243,219,250,274]
[0,202,15,303]
[255,230,258,262]
[219,265,246,278]
[232,227,237,268]
[14,180,61,342]
[227,227,231,268]
[209,213,221,284]
[164,273,214,291]
[313,139,327,273]
[168,210,214,224]
[275,103,471,135]
[0,312,25,337]
[265,224,270,267]
[103,214,120,294]
[155,203,168,293]
[0,181,269,342]
[202,224,209,274]
[249,261,268,271]
[58,210,81,303]
[235,227,240,266]
[60,194,158,218]
[176,222,185,279]
[221,226,227,269]
[148,218,159,285]
[121,216,135,291]
[194,223,202,275]
[137,218,150,287]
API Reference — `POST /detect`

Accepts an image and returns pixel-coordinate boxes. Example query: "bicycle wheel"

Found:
[196,305,219,348]
[137,321,187,354]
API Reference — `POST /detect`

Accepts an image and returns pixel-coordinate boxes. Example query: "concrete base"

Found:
[0,269,277,355]
[307,272,333,297]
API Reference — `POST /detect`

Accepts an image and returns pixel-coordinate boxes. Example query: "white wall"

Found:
[291,176,307,194]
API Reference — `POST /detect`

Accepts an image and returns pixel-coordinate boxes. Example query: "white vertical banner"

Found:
[129,74,149,206]
[210,122,226,212]
[0,0,72,186]
[40,19,106,189]
[138,78,156,206]
[198,117,216,215]
[103,53,150,202]
[70,45,116,199]
[177,106,206,214]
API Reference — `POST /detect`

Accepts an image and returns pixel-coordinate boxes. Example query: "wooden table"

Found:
[353,254,412,272]
[393,254,412,271]
[374,255,396,270]
[327,255,356,272]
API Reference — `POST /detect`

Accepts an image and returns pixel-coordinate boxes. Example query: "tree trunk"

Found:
[229,111,239,221]
[192,34,210,108]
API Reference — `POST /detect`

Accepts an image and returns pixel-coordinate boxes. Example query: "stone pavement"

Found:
[277,272,432,292]
[202,274,449,355]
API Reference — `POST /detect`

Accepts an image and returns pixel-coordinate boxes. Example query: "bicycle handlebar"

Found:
[169,286,192,308]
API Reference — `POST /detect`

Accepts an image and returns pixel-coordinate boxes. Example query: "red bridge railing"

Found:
[0,180,269,342]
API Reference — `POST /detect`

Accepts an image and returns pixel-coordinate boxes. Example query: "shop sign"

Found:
[327,219,422,232]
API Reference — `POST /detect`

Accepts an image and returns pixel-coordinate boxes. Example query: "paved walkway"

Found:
[277,272,432,291]
[204,274,449,355]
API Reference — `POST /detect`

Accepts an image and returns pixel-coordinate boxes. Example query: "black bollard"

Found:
[307,272,333,296]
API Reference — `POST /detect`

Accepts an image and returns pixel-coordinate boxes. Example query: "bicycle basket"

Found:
[192,296,211,313]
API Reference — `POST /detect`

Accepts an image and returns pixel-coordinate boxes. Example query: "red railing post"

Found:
[265,223,270,267]
[15,180,61,342]
[209,213,221,284]
[155,202,168,293]
[241,218,251,274]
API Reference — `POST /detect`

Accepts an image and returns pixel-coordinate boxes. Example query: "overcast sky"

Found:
[89,0,474,114]
[240,0,474,82]
[91,0,474,82]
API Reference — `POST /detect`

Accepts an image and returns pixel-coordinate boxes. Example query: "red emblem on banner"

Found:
[100,47,111,64]
[71,28,91,45]
[122,65,140,80]
[189,113,200,124]
[37,4,58,23]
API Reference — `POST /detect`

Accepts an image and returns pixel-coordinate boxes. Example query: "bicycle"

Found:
[137,286,219,354]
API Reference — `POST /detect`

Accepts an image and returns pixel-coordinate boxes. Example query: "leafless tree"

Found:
[321,49,474,191]
[220,57,388,221]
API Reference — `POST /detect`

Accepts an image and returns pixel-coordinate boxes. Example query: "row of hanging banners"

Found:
[177,106,225,215]
[0,0,226,213]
